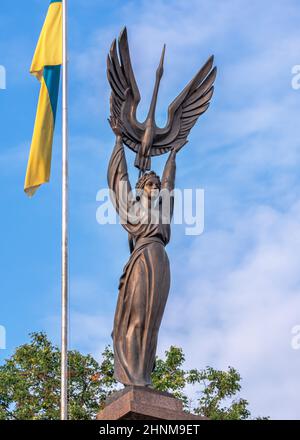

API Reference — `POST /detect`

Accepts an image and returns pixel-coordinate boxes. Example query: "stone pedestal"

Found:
[96,386,207,420]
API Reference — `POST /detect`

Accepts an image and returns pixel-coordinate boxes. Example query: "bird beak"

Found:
[156,44,166,79]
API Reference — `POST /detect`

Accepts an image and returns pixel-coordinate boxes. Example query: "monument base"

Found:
[96,386,207,420]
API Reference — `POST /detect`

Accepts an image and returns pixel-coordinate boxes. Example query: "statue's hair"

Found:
[135,171,161,190]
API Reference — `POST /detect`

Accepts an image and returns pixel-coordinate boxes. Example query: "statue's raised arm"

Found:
[107,116,133,226]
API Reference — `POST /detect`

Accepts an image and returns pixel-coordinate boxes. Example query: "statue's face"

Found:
[143,176,161,200]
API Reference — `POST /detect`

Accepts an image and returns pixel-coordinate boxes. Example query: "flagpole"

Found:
[61,0,69,421]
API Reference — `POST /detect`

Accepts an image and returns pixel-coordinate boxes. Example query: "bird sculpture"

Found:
[107,27,217,175]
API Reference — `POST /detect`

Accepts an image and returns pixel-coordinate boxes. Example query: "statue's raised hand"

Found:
[172,141,188,154]
[108,116,123,137]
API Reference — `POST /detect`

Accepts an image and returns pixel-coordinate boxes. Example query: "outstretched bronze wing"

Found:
[151,56,217,155]
[107,27,143,153]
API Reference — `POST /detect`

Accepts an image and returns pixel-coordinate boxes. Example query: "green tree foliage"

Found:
[0,332,259,420]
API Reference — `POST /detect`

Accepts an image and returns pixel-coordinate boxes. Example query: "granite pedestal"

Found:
[96,386,207,420]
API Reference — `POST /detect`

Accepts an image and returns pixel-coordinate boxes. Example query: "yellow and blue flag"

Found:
[24,0,62,196]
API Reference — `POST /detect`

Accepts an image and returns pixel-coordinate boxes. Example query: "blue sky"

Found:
[1,0,300,419]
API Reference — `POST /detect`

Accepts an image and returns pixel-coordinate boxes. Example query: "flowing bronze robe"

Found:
[107,137,176,386]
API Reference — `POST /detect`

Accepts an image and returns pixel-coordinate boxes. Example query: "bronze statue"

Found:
[107,27,216,387]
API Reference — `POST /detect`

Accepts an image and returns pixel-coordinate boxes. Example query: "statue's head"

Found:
[136,171,161,201]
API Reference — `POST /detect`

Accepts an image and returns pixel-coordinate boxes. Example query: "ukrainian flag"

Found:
[24,0,62,196]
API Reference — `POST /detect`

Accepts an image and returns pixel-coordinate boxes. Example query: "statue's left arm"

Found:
[161,149,176,191]
[161,149,176,220]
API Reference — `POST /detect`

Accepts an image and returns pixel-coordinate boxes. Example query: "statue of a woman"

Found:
[108,117,181,387]
[106,28,216,387]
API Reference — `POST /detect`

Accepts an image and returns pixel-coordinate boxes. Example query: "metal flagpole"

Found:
[61,0,69,421]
